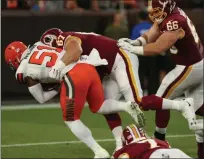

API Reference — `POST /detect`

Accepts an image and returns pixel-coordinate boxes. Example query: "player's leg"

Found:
[87,66,145,128]
[150,148,191,158]
[113,50,143,104]
[102,78,123,150]
[60,65,108,158]
[195,119,204,159]
[153,63,202,140]
[185,80,204,159]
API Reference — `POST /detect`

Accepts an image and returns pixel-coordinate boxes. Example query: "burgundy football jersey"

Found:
[113,138,170,159]
[159,7,204,66]
[56,32,119,78]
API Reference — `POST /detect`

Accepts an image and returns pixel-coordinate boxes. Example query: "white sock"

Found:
[112,126,123,150]
[156,126,167,134]
[97,99,129,114]
[65,120,103,154]
[162,99,181,111]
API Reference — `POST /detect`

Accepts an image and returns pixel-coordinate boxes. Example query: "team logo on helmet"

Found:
[122,124,148,146]
[40,28,63,47]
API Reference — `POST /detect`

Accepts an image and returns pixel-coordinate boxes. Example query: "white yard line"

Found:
[1,104,60,110]
[1,134,194,148]
[1,103,89,111]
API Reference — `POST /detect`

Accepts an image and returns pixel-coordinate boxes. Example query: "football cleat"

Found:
[126,102,146,128]
[180,98,198,130]
[94,148,110,159]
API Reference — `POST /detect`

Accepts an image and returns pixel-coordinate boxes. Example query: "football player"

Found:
[40,28,145,151]
[4,41,145,158]
[118,0,203,158]
[112,124,191,159]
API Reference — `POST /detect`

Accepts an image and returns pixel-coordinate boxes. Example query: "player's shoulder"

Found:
[160,8,187,32]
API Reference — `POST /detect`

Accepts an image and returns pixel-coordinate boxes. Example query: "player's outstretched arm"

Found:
[26,77,59,104]
[143,22,161,44]
[119,29,184,56]
[117,23,160,47]
[143,29,184,56]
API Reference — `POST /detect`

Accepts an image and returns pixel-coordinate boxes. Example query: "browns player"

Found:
[5,41,145,158]
[118,0,203,158]
[112,124,191,159]
[40,28,145,151]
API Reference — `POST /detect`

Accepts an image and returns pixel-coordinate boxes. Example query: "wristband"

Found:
[138,37,147,46]
[135,46,144,55]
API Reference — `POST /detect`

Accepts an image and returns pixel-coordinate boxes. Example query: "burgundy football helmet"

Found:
[122,124,148,146]
[40,28,63,47]
[148,0,176,23]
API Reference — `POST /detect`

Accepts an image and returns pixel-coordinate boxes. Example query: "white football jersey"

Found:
[15,41,65,84]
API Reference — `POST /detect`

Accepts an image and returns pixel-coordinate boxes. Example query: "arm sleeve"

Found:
[28,83,58,104]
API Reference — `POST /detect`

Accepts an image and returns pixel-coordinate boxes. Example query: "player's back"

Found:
[113,138,170,159]
[16,42,64,84]
[159,7,204,66]
[57,32,119,74]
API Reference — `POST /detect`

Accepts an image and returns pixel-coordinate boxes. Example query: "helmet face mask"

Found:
[43,34,57,47]
[148,0,176,24]
[148,7,167,24]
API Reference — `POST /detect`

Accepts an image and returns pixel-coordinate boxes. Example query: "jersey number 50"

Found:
[29,46,61,67]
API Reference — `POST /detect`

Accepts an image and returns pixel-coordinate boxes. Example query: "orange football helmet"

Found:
[148,0,176,23]
[4,41,27,70]
[122,124,148,146]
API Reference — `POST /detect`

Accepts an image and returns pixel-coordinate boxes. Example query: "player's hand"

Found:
[118,41,144,56]
[118,38,141,46]
[117,40,135,53]
[49,68,62,81]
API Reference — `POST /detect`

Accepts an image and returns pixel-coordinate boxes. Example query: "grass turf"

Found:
[2,106,196,158]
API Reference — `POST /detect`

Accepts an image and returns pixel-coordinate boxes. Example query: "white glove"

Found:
[118,37,147,46]
[49,60,66,81]
[118,41,144,56]
[118,38,140,46]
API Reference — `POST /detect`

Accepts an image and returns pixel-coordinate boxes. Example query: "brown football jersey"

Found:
[113,138,170,159]
[159,7,204,66]
[56,32,119,79]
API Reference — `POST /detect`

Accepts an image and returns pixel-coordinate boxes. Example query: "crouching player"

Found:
[112,124,192,158]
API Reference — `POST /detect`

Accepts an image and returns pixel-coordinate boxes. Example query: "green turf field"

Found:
[2,105,197,158]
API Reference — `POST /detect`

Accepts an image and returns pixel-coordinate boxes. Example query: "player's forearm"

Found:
[130,42,168,56]
[144,23,161,44]
[28,83,58,104]
[143,43,167,56]
[61,49,81,65]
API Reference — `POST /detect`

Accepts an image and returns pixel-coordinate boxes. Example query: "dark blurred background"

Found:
[1,0,204,105]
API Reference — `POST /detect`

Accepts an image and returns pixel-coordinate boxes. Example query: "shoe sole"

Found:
[130,102,146,128]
